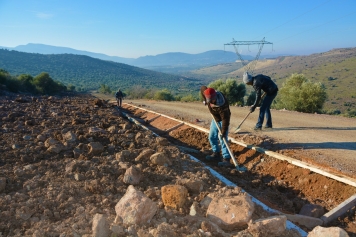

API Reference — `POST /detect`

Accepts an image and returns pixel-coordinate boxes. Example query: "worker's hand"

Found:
[250,106,256,113]
[219,133,224,140]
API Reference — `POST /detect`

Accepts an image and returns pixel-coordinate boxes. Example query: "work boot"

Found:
[237,165,247,172]
[264,125,272,129]
[253,126,262,131]
[218,159,231,167]
[206,152,221,161]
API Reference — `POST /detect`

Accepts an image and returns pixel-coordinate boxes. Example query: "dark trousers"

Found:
[116,98,122,107]
[256,92,277,128]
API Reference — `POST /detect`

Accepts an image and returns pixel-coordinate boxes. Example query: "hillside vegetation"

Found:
[0,49,201,94]
[0,70,69,95]
[1,47,355,114]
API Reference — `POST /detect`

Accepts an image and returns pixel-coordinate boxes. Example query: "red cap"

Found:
[204,88,217,103]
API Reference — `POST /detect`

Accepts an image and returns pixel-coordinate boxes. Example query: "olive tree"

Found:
[208,79,246,105]
[275,73,327,113]
[0,69,10,84]
[33,72,66,95]
[18,74,37,93]
[126,85,151,99]
[98,84,112,94]
[246,91,256,106]
[153,89,175,101]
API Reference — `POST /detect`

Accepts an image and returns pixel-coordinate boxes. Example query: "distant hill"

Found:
[0,49,201,93]
[133,50,251,68]
[1,43,281,69]
[0,43,135,65]
[190,47,356,113]
[0,43,294,75]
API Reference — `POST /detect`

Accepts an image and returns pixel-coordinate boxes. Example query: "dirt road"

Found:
[120,99,356,178]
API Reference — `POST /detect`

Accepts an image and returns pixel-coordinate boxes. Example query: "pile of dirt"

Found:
[0,93,354,236]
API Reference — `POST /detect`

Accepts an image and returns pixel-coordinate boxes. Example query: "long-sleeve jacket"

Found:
[115,90,123,98]
[200,86,231,136]
[252,74,278,107]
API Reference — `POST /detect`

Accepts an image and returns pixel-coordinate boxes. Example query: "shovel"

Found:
[211,115,247,172]
[234,92,266,134]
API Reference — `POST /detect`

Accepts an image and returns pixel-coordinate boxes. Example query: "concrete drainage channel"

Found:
[118,102,356,236]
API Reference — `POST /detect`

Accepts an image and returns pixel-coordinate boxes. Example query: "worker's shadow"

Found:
[230,126,356,135]
[271,127,356,131]
[274,141,356,151]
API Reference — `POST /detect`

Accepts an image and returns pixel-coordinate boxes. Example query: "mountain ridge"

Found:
[0,43,290,69]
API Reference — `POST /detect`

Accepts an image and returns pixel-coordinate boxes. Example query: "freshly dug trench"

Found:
[121,104,356,235]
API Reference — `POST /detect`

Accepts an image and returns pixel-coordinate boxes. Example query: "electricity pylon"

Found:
[224,37,273,74]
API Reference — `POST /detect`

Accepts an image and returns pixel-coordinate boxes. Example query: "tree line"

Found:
[0,69,71,95]
[100,73,356,117]
[100,73,331,114]
[1,68,354,117]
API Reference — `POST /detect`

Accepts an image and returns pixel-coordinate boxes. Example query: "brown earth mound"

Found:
[0,92,354,236]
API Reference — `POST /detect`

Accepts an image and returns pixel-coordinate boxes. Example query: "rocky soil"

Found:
[0,92,353,237]
[120,102,356,236]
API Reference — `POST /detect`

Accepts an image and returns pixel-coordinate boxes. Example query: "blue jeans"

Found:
[256,92,277,128]
[209,120,230,159]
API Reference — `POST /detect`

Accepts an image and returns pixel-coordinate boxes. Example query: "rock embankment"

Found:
[0,93,349,237]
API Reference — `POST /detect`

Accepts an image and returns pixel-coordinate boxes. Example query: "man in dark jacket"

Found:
[115,89,123,107]
[243,72,278,130]
[200,86,232,167]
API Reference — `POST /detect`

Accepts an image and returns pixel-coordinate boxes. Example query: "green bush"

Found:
[246,91,256,106]
[208,78,246,105]
[323,109,341,115]
[67,84,76,92]
[18,74,37,93]
[153,89,175,101]
[33,72,67,94]
[274,74,327,113]
[0,69,10,84]
[143,90,155,100]
[0,70,68,95]
[180,94,197,102]
[5,78,21,92]
[175,95,182,101]
[98,84,112,94]
[344,109,356,118]
[126,85,151,99]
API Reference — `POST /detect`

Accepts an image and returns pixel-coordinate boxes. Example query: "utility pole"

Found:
[224,37,273,74]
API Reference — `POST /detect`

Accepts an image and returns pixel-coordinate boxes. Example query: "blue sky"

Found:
[0,0,355,58]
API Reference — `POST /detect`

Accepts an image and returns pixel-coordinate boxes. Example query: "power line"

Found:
[317,26,356,39]
[276,11,356,43]
[255,0,333,40]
